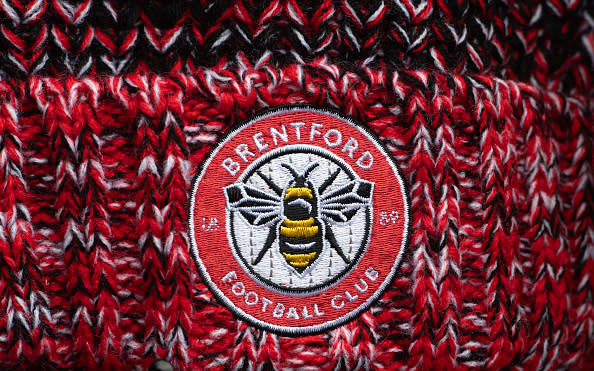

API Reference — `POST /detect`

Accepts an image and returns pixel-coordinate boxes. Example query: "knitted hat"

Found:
[0,1,592,370]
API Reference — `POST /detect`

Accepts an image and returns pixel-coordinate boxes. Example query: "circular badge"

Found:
[189,106,409,335]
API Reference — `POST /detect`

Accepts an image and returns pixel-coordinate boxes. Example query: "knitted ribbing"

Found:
[0,1,591,95]
[0,1,592,370]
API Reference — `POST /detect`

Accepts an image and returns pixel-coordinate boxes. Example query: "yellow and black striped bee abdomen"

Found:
[280,217,319,238]
[278,216,323,272]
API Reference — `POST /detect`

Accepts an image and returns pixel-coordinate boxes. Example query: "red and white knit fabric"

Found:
[0,1,592,370]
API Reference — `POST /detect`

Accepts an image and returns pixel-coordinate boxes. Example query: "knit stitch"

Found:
[0,1,592,370]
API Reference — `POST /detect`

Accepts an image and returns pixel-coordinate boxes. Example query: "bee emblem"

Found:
[224,160,373,275]
[189,106,410,335]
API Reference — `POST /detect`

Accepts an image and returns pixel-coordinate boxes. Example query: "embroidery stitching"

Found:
[227,145,374,292]
[188,105,410,336]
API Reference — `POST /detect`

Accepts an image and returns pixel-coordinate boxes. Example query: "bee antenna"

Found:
[318,167,340,194]
[256,170,283,195]
[302,162,320,179]
[280,163,300,179]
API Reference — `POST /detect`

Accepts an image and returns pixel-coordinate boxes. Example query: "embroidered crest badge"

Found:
[189,106,409,335]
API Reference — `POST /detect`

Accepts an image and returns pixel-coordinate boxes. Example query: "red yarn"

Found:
[0,0,592,368]
[0,63,591,369]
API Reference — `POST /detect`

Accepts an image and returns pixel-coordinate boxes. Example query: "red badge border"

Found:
[188,105,410,336]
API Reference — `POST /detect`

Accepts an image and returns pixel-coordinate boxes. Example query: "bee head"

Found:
[281,162,318,188]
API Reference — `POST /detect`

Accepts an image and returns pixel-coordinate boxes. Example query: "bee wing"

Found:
[224,183,283,227]
[320,179,374,223]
